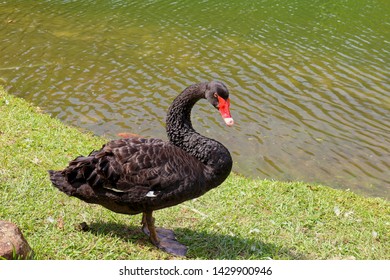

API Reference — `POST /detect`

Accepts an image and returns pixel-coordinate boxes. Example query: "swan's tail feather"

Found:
[48,170,76,196]
[48,169,99,203]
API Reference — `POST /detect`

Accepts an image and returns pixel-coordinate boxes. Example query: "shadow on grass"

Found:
[88,221,307,259]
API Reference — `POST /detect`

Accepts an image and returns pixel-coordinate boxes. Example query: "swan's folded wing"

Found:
[93,137,205,194]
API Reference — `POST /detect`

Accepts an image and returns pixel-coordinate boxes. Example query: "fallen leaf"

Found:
[334,206,341,216]
[249,228,261,234]
[117,132,141,138]
[57,218,64,230]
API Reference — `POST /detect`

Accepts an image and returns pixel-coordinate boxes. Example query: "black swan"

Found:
[49,81,234,256]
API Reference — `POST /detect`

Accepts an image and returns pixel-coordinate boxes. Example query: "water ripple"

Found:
[1,0,389,199]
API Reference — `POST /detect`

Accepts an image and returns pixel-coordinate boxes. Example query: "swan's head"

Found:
[205,81,234,126]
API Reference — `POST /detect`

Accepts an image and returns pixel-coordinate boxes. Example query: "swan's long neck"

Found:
[166,83,232,184]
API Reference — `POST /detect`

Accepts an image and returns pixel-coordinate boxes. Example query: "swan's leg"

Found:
[141,211,159,245]
[140,211,187,256]
[141,212,147,232]
[145,211,160,246]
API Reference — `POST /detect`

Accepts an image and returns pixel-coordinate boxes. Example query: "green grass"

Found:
[0,86,389,260]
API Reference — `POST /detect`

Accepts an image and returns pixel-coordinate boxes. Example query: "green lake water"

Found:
[1,0,389,199]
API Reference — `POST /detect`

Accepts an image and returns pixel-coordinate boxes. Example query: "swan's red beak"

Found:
[217,95,234,126]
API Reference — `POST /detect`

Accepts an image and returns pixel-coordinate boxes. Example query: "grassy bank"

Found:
[0,86,389,259]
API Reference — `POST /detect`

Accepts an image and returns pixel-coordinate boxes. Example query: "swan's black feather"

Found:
[50,137,207,214]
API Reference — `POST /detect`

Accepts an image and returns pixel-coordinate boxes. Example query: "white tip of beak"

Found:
[223,117,234,126]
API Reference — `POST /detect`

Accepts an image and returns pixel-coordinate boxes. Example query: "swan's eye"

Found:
[213,93,218,98]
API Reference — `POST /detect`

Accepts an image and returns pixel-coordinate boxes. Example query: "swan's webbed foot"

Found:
[141,212,187,257]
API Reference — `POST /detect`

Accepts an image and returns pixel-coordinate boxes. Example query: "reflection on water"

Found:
[0,0,389,199]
